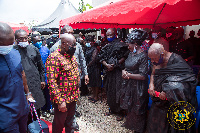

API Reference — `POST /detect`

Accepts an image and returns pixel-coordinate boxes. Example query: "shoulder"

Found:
[28,45,39,51]
[101,44,110,50]
[47,52,58,62]
[138,51,148,61]
[75,42,82,49]
[10,48,21,57]
[6,49,22,67]
[13,45,19,50]
[41,46,50,51]
[114,39,126,45]
[169,53,185,64]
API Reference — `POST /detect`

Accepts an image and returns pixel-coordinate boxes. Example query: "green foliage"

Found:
[86,3,93,9]
[78,0,93,13]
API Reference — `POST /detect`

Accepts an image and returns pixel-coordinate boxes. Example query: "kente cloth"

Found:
[147,53,197,133]
[98,39,129,113]
[14,45,45,110]
[46,49,80,104]
[118,52,148,132]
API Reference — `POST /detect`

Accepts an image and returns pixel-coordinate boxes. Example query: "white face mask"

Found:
[18,41,29,48]
[0,45,13,55]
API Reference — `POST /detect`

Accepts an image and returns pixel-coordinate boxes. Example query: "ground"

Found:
[41,92,132,133]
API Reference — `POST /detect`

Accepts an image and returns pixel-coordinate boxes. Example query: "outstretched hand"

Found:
[58,102,67,112]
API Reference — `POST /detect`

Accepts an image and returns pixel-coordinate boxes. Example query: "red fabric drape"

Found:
[60,0,200,29]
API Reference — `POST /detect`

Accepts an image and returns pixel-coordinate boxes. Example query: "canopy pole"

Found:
[153,3,166,27]
[59,26,61,38]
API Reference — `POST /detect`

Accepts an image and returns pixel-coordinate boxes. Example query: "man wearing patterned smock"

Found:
[46,33,80,133]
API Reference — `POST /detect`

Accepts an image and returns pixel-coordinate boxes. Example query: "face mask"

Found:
[107,36,116,42]
[33,41,42,49]
[66,46,76,56]
[86,43,91,47]
[0,45,13,55]
[18,41,29,48]
[152,33,158,39]
[52,34,57,38]
[152,54,164,66]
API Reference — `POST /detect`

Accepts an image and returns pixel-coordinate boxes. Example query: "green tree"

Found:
[78,0,93,13]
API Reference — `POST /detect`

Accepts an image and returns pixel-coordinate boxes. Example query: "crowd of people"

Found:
[0,21,200,133]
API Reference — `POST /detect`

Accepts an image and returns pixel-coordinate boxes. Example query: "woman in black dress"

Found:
[85,35,101,103]
[119,29,149,133]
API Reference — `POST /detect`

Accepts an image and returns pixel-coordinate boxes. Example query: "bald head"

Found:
[106,28,117,40]
[60,33,75,42]
[0,22,14,46]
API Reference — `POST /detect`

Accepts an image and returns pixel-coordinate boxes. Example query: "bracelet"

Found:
[25,92,31,96]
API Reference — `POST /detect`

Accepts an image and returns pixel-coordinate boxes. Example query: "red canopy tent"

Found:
[59,0,200,29]
[1,22,29,33]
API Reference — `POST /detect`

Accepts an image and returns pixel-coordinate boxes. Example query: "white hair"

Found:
[148,43,165,56]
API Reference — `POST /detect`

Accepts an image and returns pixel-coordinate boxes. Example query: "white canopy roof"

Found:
[34,0,80,28]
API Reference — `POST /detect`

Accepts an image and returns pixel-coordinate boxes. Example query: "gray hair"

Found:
[148,43,164,56]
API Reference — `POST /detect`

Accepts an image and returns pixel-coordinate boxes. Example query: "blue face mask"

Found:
[52,34,57,38]
[86,43,91,47]
[152,54,164,66]
[107,36,116,42]
[0,45,13,55]
[33,41,42,49]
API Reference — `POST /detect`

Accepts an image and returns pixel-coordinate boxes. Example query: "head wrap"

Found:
[126,29,148,45]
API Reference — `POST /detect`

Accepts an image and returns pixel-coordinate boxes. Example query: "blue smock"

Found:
[0,48,29,130]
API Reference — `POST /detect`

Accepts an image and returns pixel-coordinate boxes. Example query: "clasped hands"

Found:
[149,84,166,100]
[106,64,114,71]
[58,102,68,112]
[122,70,129,79]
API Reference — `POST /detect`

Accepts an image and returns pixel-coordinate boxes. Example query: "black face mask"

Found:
[67,46,76,56]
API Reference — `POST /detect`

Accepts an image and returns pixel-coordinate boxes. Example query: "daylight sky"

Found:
[0,0,92,24]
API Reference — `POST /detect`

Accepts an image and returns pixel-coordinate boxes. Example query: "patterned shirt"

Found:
[140,40,150,51]
[46,49,80,104]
